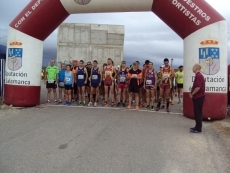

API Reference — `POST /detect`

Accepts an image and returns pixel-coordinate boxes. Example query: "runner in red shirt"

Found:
[156,58,174,112]
[102,58,116,107]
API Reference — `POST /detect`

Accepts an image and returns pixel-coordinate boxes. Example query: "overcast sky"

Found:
[0,0,229,68]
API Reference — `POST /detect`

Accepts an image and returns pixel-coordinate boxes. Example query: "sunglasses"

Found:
[87,64,91,65]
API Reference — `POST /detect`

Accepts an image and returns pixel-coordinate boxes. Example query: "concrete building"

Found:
[57,23,125,67]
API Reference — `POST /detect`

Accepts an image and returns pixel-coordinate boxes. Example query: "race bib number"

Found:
[65,77,70,82]
[105,71,111,76]
[59,82,64,86]
[48,79,54,83]
[120,76,126,82]
[92,75,98,80]
[132,74,137,78]
[163,72,169,79]
[146,80,152,85]
[78,75,84,79]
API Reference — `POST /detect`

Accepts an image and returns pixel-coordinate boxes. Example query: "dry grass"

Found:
[225,127,230,132]
[212,115,230,141]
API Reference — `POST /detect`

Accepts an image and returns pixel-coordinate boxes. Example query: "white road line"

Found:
[45,104,183,115]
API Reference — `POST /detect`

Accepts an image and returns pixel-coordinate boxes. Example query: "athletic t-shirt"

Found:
[146,69,155,86]
[161,66,172,84]
[91,68,100,84]
[77,67,86,81]
[46,66,59,80]
[58,70,65,82]
[104,66,113,78]
[175,71,184,84]
[65,71,73,85]
[119,69,128,84]
[71,67,77,74]
[104,66,113,84]
[128,69,142,86]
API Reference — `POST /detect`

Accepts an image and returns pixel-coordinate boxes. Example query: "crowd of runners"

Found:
[44,58,184,112]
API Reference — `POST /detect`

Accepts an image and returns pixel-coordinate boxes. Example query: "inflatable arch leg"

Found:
[5,0,227,120]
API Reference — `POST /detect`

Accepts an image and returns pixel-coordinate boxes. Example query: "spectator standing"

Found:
[190,64,205,133]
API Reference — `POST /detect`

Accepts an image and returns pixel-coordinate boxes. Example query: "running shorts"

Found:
[65,85,72,90]
[58,82,65,88]
[129,84,139,93]
[91,83,99,88]
[77,81,85,87]
[145,86,154,90]
[177,84,183,89]
[160,83,170,90]
[46,81,57,89]
[118,83,127,89]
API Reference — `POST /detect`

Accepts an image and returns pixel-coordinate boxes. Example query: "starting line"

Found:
[46,104,183,115]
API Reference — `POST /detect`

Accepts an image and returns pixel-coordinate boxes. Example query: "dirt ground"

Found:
[211,114,230,143]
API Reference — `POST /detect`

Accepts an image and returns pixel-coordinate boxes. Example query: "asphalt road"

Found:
[0,84,229,173]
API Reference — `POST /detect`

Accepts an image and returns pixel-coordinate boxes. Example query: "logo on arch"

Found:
[74,0,91,5]
[199,39,220,75]
[8,41,23,71]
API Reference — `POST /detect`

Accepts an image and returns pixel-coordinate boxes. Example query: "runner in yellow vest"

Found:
[175,65,184,104]
[44,60,59,105]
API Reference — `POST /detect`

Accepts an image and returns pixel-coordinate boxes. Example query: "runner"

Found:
[156,58,174,112]
[88,60,102,107]
[102,58,116,107]
[76,60,88,106]
[170,68,175,105]
[116,61,128,107]
[156,66,163,100]
[100,63,107,100]
[44,59,59,105]
[86,61,92,102]
[112,61,117,102]
[134,61,141,106]
[158,65,166,109]
[175,65,184,104]
[58,63,66,103]
[64,65,74,106]
[71,60,78,102]
[127,62,142,110]
[144,62,157,111]
[141,60,150,107]
[116,65,120,98]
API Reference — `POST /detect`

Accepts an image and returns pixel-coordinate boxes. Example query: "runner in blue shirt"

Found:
[64,65,74,106]
[88,60,102,107]
[76,60,88,106]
